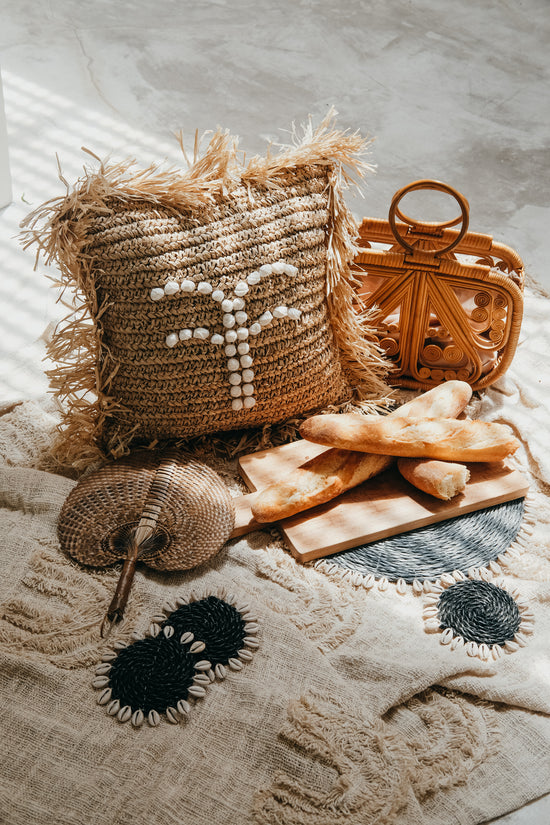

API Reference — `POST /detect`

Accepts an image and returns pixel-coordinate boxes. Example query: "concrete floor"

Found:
[0,1,549,822]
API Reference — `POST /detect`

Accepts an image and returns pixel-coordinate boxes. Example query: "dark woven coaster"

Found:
[93,593,259,727]
[326,498,525,583]
[437,580,522,646]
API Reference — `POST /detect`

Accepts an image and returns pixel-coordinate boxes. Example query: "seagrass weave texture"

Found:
[87,174,346,442]
[22,115,390,469]
[328,498,525,582]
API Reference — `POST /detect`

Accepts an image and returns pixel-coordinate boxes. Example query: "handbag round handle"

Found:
[388,179,470,256]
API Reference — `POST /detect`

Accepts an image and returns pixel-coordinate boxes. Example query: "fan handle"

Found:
[101,454,177,637]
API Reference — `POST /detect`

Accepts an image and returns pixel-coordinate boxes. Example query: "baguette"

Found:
[390,380,472,421]
[251,449,390,523]
[398,458,470,500]
[299,415,520,462]
[251,380,473,523]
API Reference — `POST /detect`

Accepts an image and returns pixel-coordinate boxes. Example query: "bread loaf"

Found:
[391,380,472,421]
[251,380,473,523]
[299,415,520,462]
[251,449,390,523]
[398,458,470,500]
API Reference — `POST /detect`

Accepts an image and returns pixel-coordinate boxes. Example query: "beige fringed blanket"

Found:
[0,286,549,825]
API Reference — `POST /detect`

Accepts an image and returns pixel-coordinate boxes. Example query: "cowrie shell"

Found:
[107,699,121,717]
[164,281,179,295]
[131,710,144,727]
[97,688,112,706]
[117,706,132,723]
[148,710,160,727]
[166,707,180,724]
[214,664,226,680]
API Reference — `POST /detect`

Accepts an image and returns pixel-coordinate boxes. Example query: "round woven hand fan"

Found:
[57,449,235,635]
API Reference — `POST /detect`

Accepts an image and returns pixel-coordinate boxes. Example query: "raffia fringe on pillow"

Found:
[21,112,391,472]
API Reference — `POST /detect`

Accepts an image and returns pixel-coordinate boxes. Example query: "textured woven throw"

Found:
[21,114,389,471]
[0,285,549,825]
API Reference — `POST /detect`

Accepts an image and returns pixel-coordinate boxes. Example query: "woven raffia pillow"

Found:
[23,115,389,469]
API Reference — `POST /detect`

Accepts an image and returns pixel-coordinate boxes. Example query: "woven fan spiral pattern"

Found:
[57,450,235,570]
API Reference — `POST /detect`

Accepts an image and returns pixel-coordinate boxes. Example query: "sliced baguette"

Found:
[251,380,473,523]
[299,415,520,462]
[398,458,470,500]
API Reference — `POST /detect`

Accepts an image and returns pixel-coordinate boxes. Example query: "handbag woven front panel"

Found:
[352,181,525,391]
[87,173,349,442]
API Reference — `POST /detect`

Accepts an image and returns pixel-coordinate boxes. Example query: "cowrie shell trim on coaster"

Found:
[91,589,260,727]
[421,576,534,660]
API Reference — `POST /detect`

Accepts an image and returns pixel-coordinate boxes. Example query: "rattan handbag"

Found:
[352,180,524,391]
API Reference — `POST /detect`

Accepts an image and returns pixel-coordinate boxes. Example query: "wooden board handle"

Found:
[230,492,262,538]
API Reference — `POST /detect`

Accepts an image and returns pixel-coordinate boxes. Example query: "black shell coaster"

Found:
[92,590,259,727]
[423,576,534,661]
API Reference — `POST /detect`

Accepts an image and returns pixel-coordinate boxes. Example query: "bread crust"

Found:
[299,415,520,461]
[251,380,474,523]
[391,380,472,421]
[251,449,390,522]
[398,458,470,500]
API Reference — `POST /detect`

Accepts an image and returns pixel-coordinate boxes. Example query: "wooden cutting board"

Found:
[233,440,529,563]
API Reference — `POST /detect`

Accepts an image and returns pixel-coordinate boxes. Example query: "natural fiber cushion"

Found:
[23,115,389,469]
